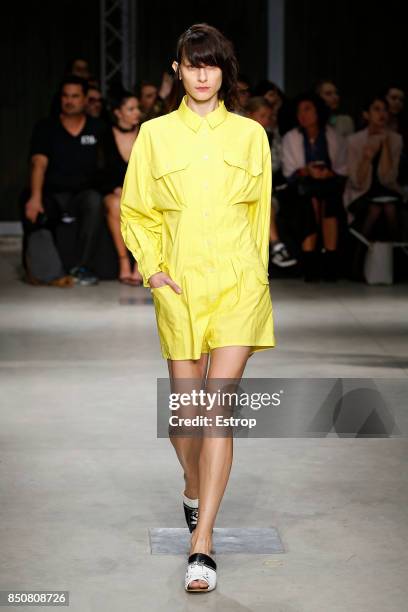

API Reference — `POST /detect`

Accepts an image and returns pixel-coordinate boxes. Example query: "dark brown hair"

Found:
[245,96,274,115]
[173,23,239,111]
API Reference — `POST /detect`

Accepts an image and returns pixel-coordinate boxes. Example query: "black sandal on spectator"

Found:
[302,251,320,282]
[118,255,143,286]
[119,276,142,286]
[321,250,338,282]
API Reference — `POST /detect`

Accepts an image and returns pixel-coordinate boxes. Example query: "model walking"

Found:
[120,23,275,592]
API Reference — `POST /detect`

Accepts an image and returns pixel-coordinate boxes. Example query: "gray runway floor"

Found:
[1,248,407,611]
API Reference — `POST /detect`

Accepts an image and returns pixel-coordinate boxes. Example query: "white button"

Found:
[206,239,213,246]
[203,210,209,217]
[208,267,215,273]
[203,154,209,160]
[203,181,209,189]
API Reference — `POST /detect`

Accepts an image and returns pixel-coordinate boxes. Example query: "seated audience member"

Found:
[86,85,104,119]
[381,85,406,134]
[246,96,297,268]
[22,75,105,286]
[380,84,408,185]
[281,93,347,281]
[137,80,163,122]
[50,58,93,116]
[316,79,355,138]
[253,79,294,136]
[235,74,252,115]
[100,88,143,285]
[65,57,91,81]
[344,95,404,277]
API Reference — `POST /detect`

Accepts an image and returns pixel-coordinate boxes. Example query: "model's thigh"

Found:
[207,346,251,379]
[167,353,209,380]
[167,355,209,432]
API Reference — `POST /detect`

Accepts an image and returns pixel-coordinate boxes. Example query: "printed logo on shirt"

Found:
[81,135,97,145]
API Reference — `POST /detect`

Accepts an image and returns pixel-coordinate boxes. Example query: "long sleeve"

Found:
[346,136,371,192]
[281,129,302,178]
[378,133,402,187]
[248,128,272,274]
[120,123,163,287]
[328,128,348,176]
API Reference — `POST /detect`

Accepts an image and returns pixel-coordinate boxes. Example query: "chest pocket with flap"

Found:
[150,154,191,210]
[223,150,263,204]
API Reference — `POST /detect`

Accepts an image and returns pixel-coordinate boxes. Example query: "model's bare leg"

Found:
[188,345,251,589]
[168,354,209,499]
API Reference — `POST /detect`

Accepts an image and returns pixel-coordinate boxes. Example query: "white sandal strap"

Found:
[185,553,217,591]
[185,561,217,591]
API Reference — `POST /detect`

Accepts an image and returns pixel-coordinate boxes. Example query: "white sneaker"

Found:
[271,242,297,267]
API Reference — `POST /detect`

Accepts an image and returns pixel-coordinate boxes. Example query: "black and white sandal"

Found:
[183,492,199,533]
[184,552,217,592]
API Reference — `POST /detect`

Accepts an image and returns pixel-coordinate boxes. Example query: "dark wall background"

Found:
[285,0,408,121]
[0,0,266,220]
[2,0,408,220]
[1,0,100,220]
[134,0,267,90]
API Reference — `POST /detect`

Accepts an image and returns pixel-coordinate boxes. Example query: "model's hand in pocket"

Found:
[148,272,182,293]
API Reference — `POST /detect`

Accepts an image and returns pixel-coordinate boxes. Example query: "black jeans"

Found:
[21,189,102,270]
[277,176,346,243]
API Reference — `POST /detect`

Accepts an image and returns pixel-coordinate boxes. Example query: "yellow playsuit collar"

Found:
[177,94,228,132]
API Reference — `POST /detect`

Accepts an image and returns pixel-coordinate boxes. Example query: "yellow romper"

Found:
[120,94,275,360]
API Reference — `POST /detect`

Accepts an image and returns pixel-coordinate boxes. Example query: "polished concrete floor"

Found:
[1,245,408,611]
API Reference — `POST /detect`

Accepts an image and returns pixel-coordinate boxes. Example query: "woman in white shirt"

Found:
[281,93,347,281]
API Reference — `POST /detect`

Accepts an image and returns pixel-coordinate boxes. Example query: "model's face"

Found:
[249,106,273,129]
[114,97,141,127]
[173,54,222,102]
[364,100,388,128]
[386,88,404,115]
[140,85,158,110]
[319,82,339,111]
[297,100,318,129]
[86,88,103,118]
[61,84,87,116]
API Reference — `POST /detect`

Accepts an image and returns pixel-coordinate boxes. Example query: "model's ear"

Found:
[172,61,179,76]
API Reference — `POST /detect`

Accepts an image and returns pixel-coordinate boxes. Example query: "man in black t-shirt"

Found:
[22,75,105,285]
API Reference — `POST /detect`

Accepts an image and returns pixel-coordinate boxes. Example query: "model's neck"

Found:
[186,93,219,117]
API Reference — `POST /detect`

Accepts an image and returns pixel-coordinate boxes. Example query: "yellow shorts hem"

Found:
[162,342,276,361]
